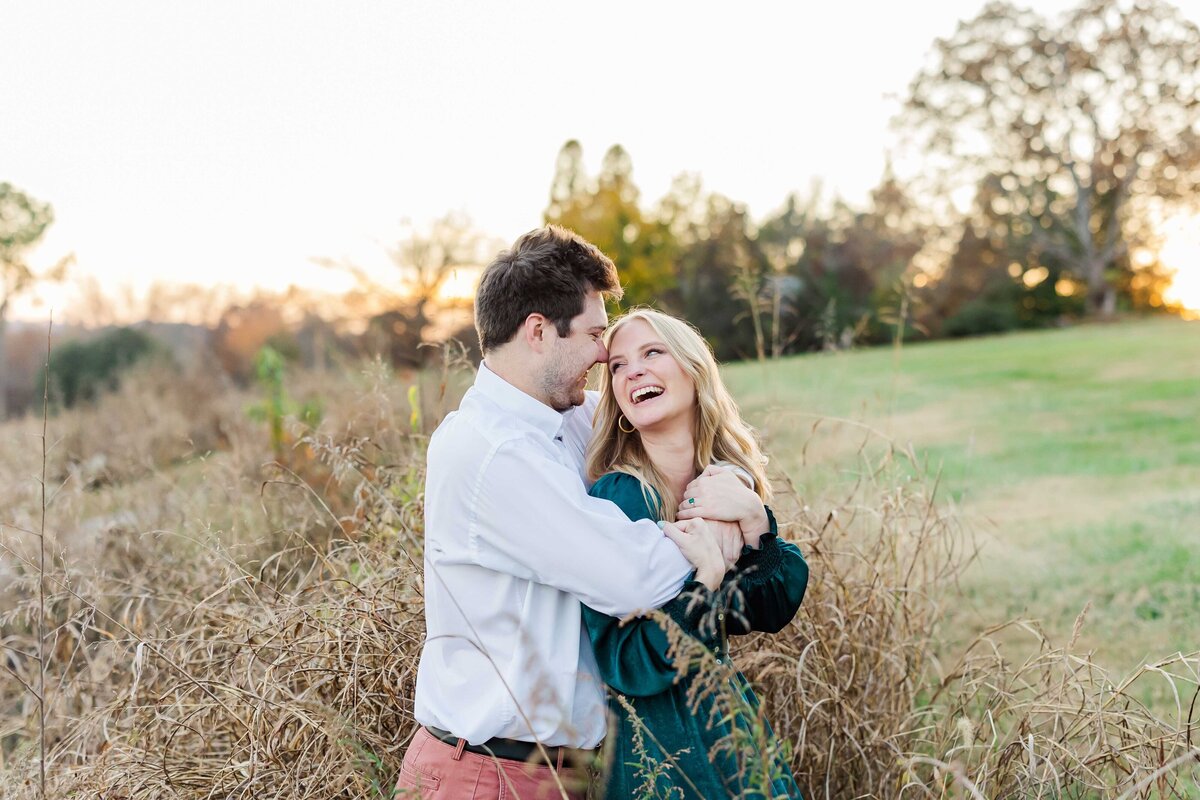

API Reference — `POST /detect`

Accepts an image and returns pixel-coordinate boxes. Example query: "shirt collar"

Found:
[475,361,570,439]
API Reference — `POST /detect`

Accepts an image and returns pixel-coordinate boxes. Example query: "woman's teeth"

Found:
[631,386,664,404]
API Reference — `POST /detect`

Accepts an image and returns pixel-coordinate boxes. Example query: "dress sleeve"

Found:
[721,506,809,635]
[581,473,721,697]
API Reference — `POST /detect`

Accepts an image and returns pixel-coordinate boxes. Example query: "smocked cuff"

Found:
[661,579,723,648]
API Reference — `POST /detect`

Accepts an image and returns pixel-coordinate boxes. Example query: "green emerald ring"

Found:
[687,497,695,505]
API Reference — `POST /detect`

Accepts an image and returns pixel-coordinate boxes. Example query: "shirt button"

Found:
[715,658,723,664]
[717,612,725,621]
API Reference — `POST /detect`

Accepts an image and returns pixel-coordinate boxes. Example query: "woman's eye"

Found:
[646,348,661,357]
[610,362,624,373]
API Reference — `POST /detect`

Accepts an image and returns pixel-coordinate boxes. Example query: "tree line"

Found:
[2,0,1197,414]
[541,0,1199,360]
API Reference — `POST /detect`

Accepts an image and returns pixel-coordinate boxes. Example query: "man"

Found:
[395,226,731,799]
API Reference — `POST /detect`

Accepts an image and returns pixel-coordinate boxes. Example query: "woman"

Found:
[583,308,808,799]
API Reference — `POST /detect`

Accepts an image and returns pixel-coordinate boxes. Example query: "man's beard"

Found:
[541,356,587,411]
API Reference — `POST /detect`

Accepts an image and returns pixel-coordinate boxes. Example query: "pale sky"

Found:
[4,0,1199,320]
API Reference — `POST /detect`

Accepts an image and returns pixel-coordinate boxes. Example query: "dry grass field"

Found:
[1,320,1198,798]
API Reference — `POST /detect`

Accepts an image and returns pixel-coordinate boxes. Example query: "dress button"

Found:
[715,658,723,664]
[717,612,725,621]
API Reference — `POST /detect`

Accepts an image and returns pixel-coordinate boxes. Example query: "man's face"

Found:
[541,290,609,411]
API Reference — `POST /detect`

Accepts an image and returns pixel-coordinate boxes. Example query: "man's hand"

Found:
[662,517,724,590]
[676,466,769,547]
[709,519,743,571]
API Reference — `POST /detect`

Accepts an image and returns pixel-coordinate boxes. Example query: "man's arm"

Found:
[463,440,693,616]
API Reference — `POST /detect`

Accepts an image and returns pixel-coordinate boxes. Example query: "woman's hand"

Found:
[662,517,724,591]
[676,466,769,547]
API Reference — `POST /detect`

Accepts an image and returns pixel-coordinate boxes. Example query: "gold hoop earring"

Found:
[618,415,636,434]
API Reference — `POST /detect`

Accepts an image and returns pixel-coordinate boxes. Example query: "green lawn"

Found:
[724,317,1200,689]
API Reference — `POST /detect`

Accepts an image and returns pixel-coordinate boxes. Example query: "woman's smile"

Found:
[629,384,664,404]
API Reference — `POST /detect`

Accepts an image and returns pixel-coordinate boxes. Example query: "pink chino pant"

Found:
[395,727,591,800]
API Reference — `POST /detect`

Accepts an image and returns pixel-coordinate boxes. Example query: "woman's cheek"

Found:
[616,394,633,419]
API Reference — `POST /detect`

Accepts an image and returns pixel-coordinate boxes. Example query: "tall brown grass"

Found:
[738,441,1200,798]
[1,358,1197,798]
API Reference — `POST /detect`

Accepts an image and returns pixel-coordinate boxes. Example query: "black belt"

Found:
[426,726,589,764]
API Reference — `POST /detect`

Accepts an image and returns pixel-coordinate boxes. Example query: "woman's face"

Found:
[607,318,696,433]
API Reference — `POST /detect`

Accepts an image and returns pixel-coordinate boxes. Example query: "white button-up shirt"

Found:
[414,362,692,748]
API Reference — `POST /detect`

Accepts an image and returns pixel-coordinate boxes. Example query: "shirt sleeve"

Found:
[721,507,809,635]
[466,441,693,617]
[580,473,722,697]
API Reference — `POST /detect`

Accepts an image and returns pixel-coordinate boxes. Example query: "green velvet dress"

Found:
[583,472,808,800]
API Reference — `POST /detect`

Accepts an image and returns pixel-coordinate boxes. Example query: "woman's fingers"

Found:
[680,471,758,523]
[685,465,728,495]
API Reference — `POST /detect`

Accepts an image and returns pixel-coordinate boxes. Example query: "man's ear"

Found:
[522,313,550,354]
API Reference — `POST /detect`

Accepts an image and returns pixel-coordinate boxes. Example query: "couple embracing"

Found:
[397,226,808,799]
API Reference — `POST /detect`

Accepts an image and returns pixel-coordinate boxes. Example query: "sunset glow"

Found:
[435,266,484,303]
[1160,212,1200,318]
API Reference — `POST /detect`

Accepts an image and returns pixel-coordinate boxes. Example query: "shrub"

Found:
[42,326,161,408]
[943,296,1022,337]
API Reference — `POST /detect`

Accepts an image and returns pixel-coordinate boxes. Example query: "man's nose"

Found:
[596,341,609,363]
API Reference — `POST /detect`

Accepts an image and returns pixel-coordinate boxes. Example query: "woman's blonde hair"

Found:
[584,308,771,521]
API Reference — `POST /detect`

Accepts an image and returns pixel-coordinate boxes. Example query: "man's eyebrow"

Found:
[588,324,608,334]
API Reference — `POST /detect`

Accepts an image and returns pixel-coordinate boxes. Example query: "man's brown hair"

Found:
[474,225,623,353]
